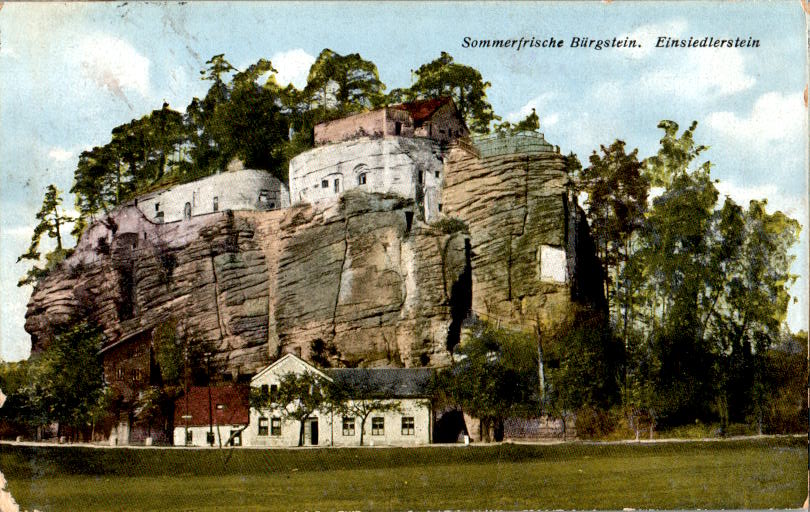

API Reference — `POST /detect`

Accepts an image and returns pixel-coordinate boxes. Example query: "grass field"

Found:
[1,437,806,511]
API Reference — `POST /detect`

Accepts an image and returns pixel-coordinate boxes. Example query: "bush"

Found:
[431,217,469,235]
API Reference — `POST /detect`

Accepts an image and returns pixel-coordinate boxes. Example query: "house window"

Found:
[116,367,123,380]
[184,202,192,220]
[206,432,215,445]
[259,189,270,203]
[342,417,356,436]
[271,417,281,436]
[333,179,340,193]
[186,431,193,445]
[229,430,242,446]
[271,384,278,394]
[258,417,269,436]
[401,416,415,436]
[358,173,367,185]
[213,196,219,212]
[321,180,329,189]
[371,417,384,436]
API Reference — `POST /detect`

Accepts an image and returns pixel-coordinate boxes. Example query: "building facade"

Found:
[172,385,250,447]
[135,167,290,224]
[244,354,433,447]
[290,98,468,222]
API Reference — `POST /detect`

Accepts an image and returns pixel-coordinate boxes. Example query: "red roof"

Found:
[393,97,453,124]
[174,385,250,427]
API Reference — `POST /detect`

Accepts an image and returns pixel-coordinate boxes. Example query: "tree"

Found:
[438,322,538,441]
[494,108,540,134]
[34,322,106,440]
[328,375,402,446]
[303,49,385,116]
[408,52,497,133]
[18,184,75,286]
[250,371,330,447]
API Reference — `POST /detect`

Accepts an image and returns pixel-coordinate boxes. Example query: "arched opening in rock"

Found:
[446,238,472,353]
[433,410,468,443]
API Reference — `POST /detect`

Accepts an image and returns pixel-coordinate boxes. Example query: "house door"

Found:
[309,419,319,445]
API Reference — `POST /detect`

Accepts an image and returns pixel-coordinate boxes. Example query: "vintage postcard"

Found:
[0,1,807,510]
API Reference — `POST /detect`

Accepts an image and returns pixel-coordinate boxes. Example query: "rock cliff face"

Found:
[24,133,602,379]
[442,136,603,330]
[25,191,466,376]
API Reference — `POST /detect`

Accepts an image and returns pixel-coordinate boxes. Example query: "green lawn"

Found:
[1,438,805,511]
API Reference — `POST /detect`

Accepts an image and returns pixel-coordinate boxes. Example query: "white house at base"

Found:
[244,354,434,447]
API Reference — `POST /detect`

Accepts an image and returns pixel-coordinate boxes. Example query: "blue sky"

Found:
[0,2,806,360]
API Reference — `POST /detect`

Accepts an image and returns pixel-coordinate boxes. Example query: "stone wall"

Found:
[135,168,289,224]
[314,108,414,145]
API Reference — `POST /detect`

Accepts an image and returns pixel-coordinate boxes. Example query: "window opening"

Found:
[401,416,415,435]
[184,202,192,220]
[321,180,329,189]
[358,173,367,185]
[333,179,340,193]
[342,417,356,436]
[395,121,402,135]
[258,417,269,436]
[213,196,219,212]
[271,417,281,436]
[372,417,384,436]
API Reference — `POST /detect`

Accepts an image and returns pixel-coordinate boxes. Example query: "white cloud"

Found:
[0,44,19,60]
[706,91,803,144]
[73,33,151,102]
[640,47,755,99]
[47,147,73,162]
[618,18,688,59]
[714,179,805,219]
[505,92,561,129]
[270,48,316,89]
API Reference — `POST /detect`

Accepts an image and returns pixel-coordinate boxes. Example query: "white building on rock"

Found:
[244,354,434,447]
[135,163,289,224]
[289,98,468,222]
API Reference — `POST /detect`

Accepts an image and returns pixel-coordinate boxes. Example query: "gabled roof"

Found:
[174,384,250,427]
[324,368,435,398]
[250,353,332,384]
[392,97,454,124]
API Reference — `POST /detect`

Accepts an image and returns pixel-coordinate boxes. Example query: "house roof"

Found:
[174,384,250,427]
[251,352,332,384]
[324,368,435,398]
[392,97,453,125]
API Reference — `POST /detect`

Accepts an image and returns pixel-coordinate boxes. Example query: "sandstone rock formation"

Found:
[25,191,467,377]
[24,132,602,382]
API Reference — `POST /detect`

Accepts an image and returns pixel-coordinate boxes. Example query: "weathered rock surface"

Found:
[25,191,466,375]
[24,133,602,378]
[442,137,603,331]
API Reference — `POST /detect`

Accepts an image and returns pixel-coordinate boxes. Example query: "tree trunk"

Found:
[298,418,305,447]
[537,326,545,408]
[359,417,367,447]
